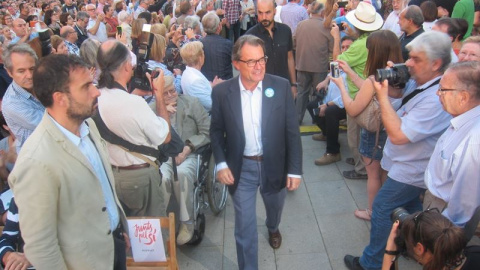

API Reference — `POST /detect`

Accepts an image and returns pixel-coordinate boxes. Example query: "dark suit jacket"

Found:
[200,34,233,81]
[210,74,302,194]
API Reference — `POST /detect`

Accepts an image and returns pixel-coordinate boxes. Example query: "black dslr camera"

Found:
[130,30,159,91]
[390,207,411,255]
[375,64,410,89]
[38,29,52,57]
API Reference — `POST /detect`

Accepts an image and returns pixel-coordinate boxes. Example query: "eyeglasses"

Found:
[437,86,463,95]
[237,56,268,67]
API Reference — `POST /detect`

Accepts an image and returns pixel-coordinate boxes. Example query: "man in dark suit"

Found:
[200,11,233,81]
[210,35,302,270]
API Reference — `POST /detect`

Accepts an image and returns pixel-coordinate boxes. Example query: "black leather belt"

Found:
[112,163,150,170]
[243,155,263,161]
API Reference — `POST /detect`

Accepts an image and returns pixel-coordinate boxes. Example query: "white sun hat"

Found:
[345,2,384,32]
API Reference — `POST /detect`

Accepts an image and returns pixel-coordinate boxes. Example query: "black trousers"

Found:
[113,226,127,270]
[307,100,346,154]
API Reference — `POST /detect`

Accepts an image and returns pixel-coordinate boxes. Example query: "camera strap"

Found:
[400,78,440,107]
[91,112,161,159]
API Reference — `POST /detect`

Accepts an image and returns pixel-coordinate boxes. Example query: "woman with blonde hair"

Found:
[179,41,222,111]
[147,34,182,93]
[131,18,147,54]
[151,23,167,39]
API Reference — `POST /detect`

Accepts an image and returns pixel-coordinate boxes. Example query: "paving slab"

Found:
[175,132,422,269]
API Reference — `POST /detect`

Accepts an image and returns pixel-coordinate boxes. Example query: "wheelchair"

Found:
[171,143,228,245]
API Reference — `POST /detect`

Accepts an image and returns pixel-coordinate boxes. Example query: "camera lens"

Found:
[391,207,409,223]
[375,69,392,83]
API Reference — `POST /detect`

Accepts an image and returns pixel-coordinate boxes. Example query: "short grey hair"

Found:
[232,35,265,61]
[310,0,324,15]
[202,11,220,34]
[76,11,89,21]
[404,5,424,27]
[447,61,480,100]
[3,43,38,72]
[184,15,201,32]
[406,31,451,73]
[80,38,101,68]
[118,10,129,24]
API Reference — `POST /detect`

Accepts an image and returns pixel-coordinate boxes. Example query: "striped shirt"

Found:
[1,81,45,153]
[0,197,23,263]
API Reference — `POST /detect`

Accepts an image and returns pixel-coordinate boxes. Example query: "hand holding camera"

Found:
[149,69,165,98]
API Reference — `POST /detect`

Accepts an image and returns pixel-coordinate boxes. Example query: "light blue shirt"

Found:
[279,2,309,35]
[181,66,212,112]
[2,81,45,153]
[10,32,39,44]
[147,60,182,93]
[381,77,452,188]
[51,117,120,231]
[425,105,480,227]
[323,72,346,108]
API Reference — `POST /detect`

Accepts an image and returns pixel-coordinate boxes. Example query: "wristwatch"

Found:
[291,82,298,87]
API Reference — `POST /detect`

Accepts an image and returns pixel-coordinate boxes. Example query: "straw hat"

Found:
[345,2,384,32]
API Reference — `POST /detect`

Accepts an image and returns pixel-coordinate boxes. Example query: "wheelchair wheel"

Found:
[187,213,205,245]
[206,155,228,215]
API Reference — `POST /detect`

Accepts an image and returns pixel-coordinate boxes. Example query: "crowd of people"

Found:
[0,0,477,269]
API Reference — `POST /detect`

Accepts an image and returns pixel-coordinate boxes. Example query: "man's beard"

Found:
[261,19,273,28]
[66,96,98,123]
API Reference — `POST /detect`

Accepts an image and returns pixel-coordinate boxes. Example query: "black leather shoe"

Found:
[268,230,282,249]
[344,255,364,270]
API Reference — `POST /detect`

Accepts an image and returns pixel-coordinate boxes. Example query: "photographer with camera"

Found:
[344,31,453,270]
[330,2,383,180]
[96,40,172,217]
[311,36,354,165]
[329,30,404,222]
[383,209,480,270]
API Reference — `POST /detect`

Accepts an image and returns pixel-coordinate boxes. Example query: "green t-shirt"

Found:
[338,34,368,99]
[452,0,475,39]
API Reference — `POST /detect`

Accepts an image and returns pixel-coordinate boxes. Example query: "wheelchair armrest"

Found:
[194,144,211,156]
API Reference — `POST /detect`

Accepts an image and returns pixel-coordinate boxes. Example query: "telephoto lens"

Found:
[375,64,410,88]
[391,207,410,223]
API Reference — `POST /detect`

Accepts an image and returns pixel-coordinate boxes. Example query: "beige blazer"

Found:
[174,95,210,149]
[8,113,127,270]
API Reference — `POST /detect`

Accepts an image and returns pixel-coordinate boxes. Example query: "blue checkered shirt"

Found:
[65,40,80,56]
[2,81,45,153]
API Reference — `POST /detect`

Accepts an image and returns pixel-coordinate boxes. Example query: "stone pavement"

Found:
[174,129,422,270]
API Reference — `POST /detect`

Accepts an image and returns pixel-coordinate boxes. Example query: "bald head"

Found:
[61,26,77,42]
[97,40,132,88]
[257,0,275,9]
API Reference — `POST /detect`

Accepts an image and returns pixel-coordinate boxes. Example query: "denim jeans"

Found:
[359,177,425,270]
